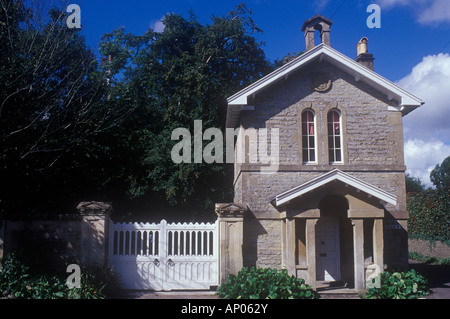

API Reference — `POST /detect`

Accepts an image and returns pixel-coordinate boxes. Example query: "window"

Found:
[302,110,316,163]
[328,109,342,163]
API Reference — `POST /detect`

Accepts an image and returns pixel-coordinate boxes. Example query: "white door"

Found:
[316,217,340,281]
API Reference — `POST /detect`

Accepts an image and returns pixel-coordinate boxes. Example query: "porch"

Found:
[274,170,397,291]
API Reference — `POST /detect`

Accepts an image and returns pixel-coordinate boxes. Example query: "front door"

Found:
[316,217,340,281]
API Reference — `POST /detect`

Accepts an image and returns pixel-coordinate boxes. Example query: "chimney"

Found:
[302,15,333,51]
[355,37,375,71]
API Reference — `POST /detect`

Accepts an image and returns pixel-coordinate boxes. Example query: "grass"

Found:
[409,252,450,265]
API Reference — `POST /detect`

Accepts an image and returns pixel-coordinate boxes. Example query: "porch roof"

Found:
[271,169,397,207]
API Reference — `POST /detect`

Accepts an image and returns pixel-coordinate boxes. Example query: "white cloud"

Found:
[150,17,165,33]
[377,0,450,25]
[404,139,450,187]
[418,0,450,24]
[397,53,450,186]
[313,0,331,10]
[377,0,416,8]
[397,53,450,143]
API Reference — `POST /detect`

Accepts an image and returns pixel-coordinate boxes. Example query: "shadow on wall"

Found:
[0,201,111,276]
[1,215,82,275]
[242,211,268,269]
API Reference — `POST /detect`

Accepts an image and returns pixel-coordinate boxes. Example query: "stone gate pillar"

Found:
[215,203,247,284]
[77,201,112,268]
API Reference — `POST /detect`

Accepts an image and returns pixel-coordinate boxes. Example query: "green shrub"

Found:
[217,267,319,299]
[0,252,121,299]
[0,252,67,299]
[67,265,122,299]
[407,189,450,242]
[364,269,430,299]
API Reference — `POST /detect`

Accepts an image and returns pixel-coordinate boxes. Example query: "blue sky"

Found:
[72,0,450,185]
[76,0,446,79]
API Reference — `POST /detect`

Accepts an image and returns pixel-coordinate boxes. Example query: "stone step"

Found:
[318,289,360,299]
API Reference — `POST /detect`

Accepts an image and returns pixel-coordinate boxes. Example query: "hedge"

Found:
[407,189,450,243]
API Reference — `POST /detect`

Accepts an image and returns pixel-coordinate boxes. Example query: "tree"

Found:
[0,0,127,213]
[430,156,450,191]
[405,173,426,193]
[0,1,274,219]
[98,5,273,220]
[273,51,305,68]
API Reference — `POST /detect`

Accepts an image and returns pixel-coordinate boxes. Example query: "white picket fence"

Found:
[108,219,219,291]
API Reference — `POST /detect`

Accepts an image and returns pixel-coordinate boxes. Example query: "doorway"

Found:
[316,194,353,286]
[316,217,340,281]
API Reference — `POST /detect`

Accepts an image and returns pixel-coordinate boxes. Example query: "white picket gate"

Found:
[108,219,219,291]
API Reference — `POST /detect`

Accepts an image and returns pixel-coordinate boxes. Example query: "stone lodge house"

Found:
[219,15,424,291]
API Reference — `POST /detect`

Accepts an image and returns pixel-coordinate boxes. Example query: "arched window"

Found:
[328,109,342,163]
[302,110,316,163]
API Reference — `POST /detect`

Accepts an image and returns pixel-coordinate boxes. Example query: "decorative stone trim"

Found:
[76,201,112,216]
[215,203,247,217]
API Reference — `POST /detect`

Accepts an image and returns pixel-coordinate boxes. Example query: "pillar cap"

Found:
[77,201,112,216]
[215,203,248,217]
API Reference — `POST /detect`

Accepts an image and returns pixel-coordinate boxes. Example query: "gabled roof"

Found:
[226,43,424,127]
[271,169,397,207]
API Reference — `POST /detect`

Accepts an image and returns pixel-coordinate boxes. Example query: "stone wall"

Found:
[243,218,282,269]
[0,202,111,273]
[234,59,409,271]
[0,214,82,273]
[409,238,450,259]
[239,61,404,168]
[235,60,407,217]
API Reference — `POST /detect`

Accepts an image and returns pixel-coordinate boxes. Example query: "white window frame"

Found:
[327,109,343,164]
[301,109,317,164]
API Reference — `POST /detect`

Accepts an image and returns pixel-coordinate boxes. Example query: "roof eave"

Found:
[226,44,424,127]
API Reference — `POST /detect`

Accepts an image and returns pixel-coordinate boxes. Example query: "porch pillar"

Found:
[373,219,384,272]
[352,218,365,291]
[305,218,318,289]
[284,218,296,276]
[215,203,247,284]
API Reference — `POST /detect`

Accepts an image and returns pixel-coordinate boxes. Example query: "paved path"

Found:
[125,290,219,299]
[123,260,450,299]
[408,260,450,299]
